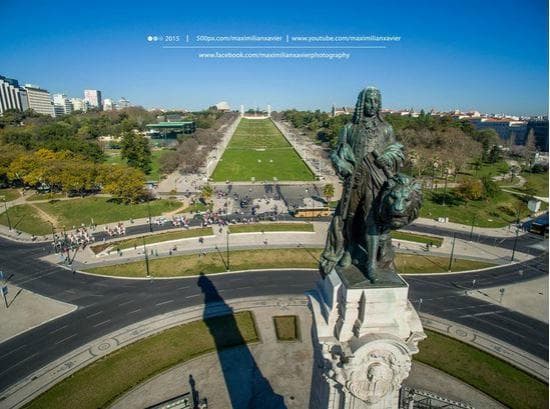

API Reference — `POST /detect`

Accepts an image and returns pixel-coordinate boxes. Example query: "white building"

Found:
[53,93,73,116]
[118,97,131,109]
[84,89,102,109]
[103,98,115,111]
[23,84,55,117]
[0,75,29,115]
[215,101,231,111]
[70,98,88,112]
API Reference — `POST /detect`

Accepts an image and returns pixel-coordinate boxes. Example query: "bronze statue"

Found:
[320,87,422,283]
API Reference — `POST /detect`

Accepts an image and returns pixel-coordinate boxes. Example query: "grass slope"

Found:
[84,248,494,278]
[90,227,214,253]
[24,312,258,409]
[228,223,313,233]
[211,118,315,182]
[0,197,181,235]
[420,189,530,228]
[35,197,180,228]
[415,330,548,409]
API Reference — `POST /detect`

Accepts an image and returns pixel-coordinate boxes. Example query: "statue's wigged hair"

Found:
[352,87,382,124]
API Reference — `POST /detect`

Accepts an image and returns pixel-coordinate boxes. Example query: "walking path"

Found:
[0,283,76,343]
[0,295,530,409]
[469,274,548,323]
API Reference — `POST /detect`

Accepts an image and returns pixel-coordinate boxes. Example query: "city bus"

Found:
[529,212,549,237]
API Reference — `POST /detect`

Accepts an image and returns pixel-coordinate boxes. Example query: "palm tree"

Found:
[201,184,213,203]
[323,183,335,203]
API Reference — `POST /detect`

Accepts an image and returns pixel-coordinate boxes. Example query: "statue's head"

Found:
[353,87,382,123]
[377,174,422,230]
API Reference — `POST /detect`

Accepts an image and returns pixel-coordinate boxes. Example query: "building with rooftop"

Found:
[84,89,102,109]
[0,75,28,115]
[23,84,54,117]
[53,94,73,116]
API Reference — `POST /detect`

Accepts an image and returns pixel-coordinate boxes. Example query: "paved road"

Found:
[0,234,547,395]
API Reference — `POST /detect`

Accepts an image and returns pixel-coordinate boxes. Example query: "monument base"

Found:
[308,268,425,409]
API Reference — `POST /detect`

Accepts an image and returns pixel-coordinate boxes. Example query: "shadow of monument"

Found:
[197,273,287,409]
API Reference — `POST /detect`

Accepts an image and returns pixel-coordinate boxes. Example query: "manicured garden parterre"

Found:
[211,118,315,182]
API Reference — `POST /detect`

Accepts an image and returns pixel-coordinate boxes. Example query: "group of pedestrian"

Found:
[104,223,126,237]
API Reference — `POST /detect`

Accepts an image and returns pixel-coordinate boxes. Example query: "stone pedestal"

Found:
[308,268,425,409]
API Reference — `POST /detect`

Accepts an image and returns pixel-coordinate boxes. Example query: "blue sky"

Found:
[1,0,548,115]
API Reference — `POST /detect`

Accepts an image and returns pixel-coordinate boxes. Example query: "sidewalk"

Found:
[412,217,526,238]
[0,283,76,343]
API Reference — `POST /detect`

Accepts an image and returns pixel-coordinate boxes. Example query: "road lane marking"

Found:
[185,294,201,299]
[93,319,112,328]
[156,300,175,307]
[458,310,505,318]
[443,304,496,312]
[177,285,190,290]
[0,353,39,376]
[0,344,27,360]
[86,311,103,319]
[48,325,68,335]
[55,333,78,345]
[468,316,526,339]
[118,300,135,306]
[128,308,142,314]
[236,286,252,290]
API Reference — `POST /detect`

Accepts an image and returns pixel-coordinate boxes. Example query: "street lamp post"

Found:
[226,230,230,271]
[511,227,519,262]
[143,237,150,277]
[147,199,153,233]
[499,288,506,303]
[2,198,12,231]
[448,233,456,272]
[469,215,476,241]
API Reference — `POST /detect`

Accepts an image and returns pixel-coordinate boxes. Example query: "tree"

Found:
[455,179,484,200]
[120,132,152,174]
[201,184,213,203]
[99,164,146,203]
[487,145,501,164]
[481,176,500,199]
[323,183,335,202]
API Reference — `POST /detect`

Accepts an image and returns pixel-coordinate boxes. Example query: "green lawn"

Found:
[0,188,21,202]
[0,204,52,235]
[211,119,315,182]
[24,312,258,409]
[90,227,214,253]
[182,202,211,213]
[105,149,164,181]
[273,315,299,341]
[391,231,443,247]
[0,197,182,234]
[225,118,291,149]
[396,254,493,273]
[84,248,494,277]
[420,189,529,227]
[415,330,548,409]
[520,171,549,197]
[228,223,314,233]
